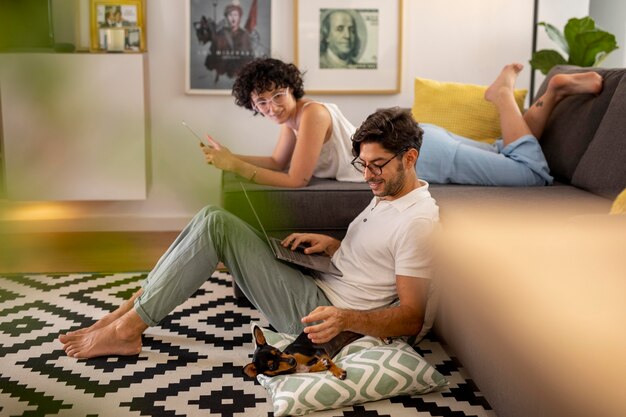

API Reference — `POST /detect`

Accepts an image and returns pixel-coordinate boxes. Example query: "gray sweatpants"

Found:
[134,205,332,334]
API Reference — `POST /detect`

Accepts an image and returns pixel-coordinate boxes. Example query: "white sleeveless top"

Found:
[296,102,364,182]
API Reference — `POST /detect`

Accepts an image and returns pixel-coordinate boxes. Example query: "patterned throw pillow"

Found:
[411,77,527,143]
[253,326,448,416]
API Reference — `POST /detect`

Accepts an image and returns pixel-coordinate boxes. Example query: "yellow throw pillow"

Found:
[411,77,527,143]
[610,188,626,214]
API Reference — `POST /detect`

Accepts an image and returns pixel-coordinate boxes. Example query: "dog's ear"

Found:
[243,362,258,378]
[252,325,267,346]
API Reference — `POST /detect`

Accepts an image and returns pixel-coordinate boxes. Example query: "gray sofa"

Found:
[222,65,626,417]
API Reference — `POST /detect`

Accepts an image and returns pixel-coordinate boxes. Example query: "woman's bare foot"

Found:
[484,63,524,104]
[62,310,148,359]
[547,71,603,101]
[58,289,143,343]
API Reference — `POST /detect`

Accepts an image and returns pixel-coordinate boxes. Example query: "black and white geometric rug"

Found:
[0,271,495,417]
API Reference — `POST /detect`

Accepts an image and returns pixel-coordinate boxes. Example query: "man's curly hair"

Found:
[232,58,305,114]
[351,107,423,157]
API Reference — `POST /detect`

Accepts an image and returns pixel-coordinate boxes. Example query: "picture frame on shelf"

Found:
[89,0,145,52]
[186,0,273,95]
[295,0,402,94]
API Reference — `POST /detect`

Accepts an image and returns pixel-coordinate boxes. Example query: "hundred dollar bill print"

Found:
[319,8,379,70]
[296,0,401,94]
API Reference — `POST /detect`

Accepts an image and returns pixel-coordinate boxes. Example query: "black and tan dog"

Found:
[243,325,363,380]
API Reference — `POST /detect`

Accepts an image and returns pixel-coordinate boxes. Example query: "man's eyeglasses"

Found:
[351,147,408,176]
[253,89,289,113]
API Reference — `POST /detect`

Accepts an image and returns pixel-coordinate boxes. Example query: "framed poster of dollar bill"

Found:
[295,0,402,94]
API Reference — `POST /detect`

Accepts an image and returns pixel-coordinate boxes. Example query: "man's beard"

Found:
[369,165,406,198]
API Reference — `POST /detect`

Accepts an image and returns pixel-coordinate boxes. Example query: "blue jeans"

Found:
[418,124,554,186]
[134,206,332,334]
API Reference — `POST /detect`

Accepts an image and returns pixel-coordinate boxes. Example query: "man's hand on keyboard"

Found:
[281,233,341,257]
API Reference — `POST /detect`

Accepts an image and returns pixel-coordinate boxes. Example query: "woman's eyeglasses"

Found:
[351,148,408,176]
[253,89,289,113]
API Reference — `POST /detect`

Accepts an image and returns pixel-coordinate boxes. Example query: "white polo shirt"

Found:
[315,181,439,310]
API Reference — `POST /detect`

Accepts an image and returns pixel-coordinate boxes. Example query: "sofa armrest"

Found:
[534,65,626,197]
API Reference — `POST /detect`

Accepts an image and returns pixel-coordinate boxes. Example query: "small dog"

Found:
[243,325,363,380]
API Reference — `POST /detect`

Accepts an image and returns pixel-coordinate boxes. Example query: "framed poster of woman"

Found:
[186,0,273,94]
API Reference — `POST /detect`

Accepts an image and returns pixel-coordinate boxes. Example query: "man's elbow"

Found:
[409,319,424,337]
[403,307,425,336]
[404,318,423,337]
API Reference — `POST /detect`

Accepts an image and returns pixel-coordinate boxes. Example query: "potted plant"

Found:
[530,16,619,74]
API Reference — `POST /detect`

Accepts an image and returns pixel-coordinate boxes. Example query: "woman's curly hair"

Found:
[232,58,305,114]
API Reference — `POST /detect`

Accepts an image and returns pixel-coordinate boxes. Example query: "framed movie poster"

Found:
[90,0,146,52]
[186,0,272,94]
[295,0,402,94]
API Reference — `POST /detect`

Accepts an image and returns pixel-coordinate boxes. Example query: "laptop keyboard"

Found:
[274,241,315,265]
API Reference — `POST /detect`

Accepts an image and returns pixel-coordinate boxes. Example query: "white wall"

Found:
[590,0,626,68]
[4,0,576,232]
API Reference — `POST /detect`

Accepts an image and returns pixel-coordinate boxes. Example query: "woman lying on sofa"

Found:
[200,58,602,187]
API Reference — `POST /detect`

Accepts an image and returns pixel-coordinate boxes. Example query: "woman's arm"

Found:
[204,103,332,188]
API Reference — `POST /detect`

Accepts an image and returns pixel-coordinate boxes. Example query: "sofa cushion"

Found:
[570,73,626,199]
[534,65,624,185]
[411,77,526,143]
[221,172,372,238]
[428,183,611,218]
[223,173,613,233]
[253,325,448,416]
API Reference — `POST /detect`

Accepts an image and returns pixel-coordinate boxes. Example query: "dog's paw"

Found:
[330,367,347,380]
[321,358,331,369]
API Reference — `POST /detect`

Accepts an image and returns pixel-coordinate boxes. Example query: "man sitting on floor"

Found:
[59,107,439,358]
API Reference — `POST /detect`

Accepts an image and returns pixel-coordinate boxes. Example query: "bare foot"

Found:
[59,312,122,343]
[547,71,603,100]
[484,63,524,104]
[59,289,142,343]
[62,311,147,359]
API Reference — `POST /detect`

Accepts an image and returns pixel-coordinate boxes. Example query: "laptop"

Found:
[239,182,343,276]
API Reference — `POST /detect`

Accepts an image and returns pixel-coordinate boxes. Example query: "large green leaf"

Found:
[530,49,567,75]
[532,16,620,74]
[594,51,610,67]
[563,17,596,50]
[538,22,568,54]
[568,30,618,67]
